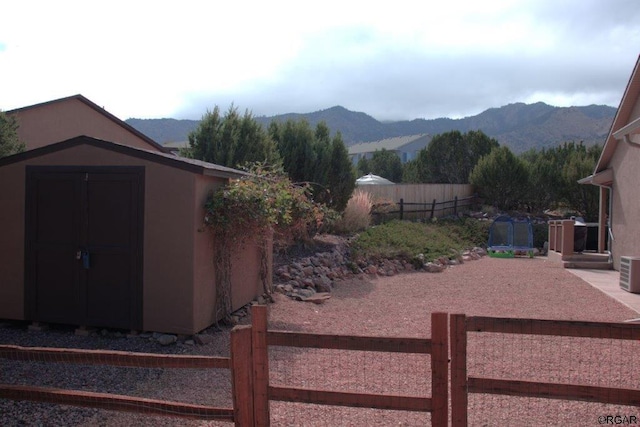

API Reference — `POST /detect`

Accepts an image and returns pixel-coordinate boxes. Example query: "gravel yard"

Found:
[2,256,639,426]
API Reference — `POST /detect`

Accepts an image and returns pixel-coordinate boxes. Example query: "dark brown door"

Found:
[26,167,144,330]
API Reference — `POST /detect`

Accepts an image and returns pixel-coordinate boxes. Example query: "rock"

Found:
[278,271,292,281]
[194,334,215,345]
[302,293,332,304]
[365,265,378,275]
[184,340,195,346]
[302,266,314,276]
[473,247,487,256]
[425,262,446,273]
[296,288,315,299]
[313,276,332,293]
[157,334,177,346]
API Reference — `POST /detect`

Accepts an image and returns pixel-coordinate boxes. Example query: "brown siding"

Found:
[191,175,265,332]
[13,98,162,152]
[192,175,224,332]
[0,144,196,333]
[0,162,27,319]
[610,101,640,270]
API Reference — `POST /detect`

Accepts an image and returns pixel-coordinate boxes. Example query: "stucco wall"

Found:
[0,144,201,333]
[610,104,640,271]
[13,98,161,152]
[191,175,266,333]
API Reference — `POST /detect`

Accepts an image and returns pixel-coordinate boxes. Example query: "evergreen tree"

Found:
[470,146,529,210]
[0,111,25,158]
[367,149,403,182]
[184,105,278,168]
[415,130,499,183]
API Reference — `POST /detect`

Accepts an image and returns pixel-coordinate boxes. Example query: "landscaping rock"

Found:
[157,334,177,346]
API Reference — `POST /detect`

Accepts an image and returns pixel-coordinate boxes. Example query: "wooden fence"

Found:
[358,183,474,205]
[450,314,640,427]
[0,330,248,424]
[254,305,449,426]
[4,311,640,425]
[358,184,477,222]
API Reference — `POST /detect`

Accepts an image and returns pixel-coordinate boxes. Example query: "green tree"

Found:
[270,119,354,211]
[402,159,420,183]
[469,146,529,210]
[184,105,278,168]
[269,119,316,183]
[325,133,356,211]
[356,156,371,177]
[561,144,602,221]
[0,111,25,158]
[414,130,499,183]
[520,142,602,218]
[366,149,403,182]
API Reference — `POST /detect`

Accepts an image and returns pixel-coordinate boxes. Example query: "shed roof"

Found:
[348,134,430,155]
[6,94,168,154]
[594,55,640,174]
[0,135,246,179]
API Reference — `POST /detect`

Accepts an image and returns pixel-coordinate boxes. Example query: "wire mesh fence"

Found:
[454,315,640,426]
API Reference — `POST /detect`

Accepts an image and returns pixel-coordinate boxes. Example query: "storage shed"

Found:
[0,136,268,334]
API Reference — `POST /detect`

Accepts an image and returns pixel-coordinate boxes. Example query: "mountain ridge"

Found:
[126,102,616,154]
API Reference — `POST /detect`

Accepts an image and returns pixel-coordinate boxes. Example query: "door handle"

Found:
[82,252,90,269]
[77,250,90,269]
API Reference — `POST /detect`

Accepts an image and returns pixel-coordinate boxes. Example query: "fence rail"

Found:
[374,194,478,222]
[4,311,640,426]
[257,305,449,426]
[450,313,640,427]
[0,339,240,423]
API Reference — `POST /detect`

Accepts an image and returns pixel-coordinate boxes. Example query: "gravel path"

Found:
[2,256,639,426]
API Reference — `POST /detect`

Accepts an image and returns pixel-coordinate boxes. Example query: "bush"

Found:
[333,190,373,234]
[351,218,489,263]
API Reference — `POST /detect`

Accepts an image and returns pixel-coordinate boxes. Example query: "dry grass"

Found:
[334,190,373,233]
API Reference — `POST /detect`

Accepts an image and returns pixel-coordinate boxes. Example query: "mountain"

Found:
[125,102,616,154]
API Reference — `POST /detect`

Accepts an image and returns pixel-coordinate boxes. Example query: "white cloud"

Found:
[1,0,639,120]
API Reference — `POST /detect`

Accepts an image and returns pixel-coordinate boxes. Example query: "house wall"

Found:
[12,98,161,152]
[191,175,267,332]
[610,104,640,270]
[0,144,200,333]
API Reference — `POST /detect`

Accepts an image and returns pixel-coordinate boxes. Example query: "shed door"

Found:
[26,167,144,330]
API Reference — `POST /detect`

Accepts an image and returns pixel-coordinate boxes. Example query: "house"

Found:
[0,136,268,334]
[6,94,167,153]
[579,55,640,271]
[348,134,431,166]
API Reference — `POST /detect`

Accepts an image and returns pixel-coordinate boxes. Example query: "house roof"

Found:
[348,134,430,155]
[6,94,168,154]
[0,135,246,179]
[594,55,640,174]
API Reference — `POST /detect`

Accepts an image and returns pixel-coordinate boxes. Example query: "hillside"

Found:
[126,102,615,154]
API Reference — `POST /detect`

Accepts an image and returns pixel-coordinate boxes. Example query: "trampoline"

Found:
[487,215,534,258]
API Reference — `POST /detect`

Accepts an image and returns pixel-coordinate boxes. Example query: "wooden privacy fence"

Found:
[0,327,254,424]
[252,305,449,426]
[450,314,640,427]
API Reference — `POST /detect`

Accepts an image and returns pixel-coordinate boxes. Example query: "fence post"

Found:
[230,325,255,427]
[450,314,468,427]
[560,219,575,259]
[431,312,448,427]
[399,198,404,220]
[430,199,437,219]
[252,305,270,426]
[453,196,458,216]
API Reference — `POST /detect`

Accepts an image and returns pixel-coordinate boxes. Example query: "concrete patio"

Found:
[567,268,640,317]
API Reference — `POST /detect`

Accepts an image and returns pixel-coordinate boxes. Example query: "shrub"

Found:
[333,190,373,234]
[351,218,489,263]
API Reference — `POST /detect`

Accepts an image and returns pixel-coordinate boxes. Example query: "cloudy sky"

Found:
[1,0,639,122]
